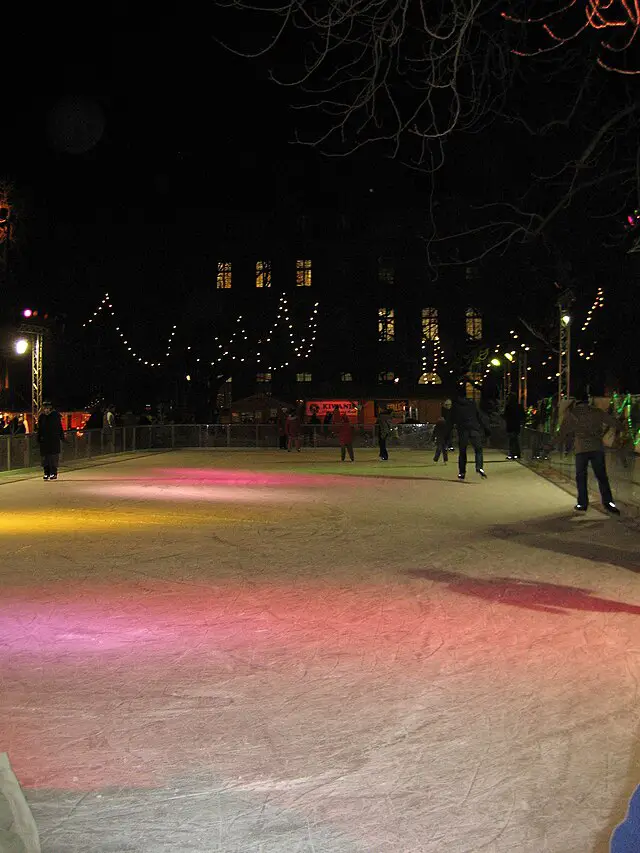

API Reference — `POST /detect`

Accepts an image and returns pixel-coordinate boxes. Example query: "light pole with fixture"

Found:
[558,309,572,404]
[16,310,46,425]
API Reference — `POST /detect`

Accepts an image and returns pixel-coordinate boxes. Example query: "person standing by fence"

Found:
[37,401,65,480]
[286,409,302,452]
[503,392,526,460]
[376,407,393,461]
[558,389,620,513]
[337,414,355,462]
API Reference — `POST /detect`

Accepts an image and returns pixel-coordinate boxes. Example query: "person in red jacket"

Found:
[285,409,301,452]
[337,413,355,462]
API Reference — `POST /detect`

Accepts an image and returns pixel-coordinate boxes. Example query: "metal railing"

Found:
[0,423,439,473]
[490,426,640,508]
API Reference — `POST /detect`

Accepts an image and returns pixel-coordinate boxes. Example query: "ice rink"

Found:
[2,448,640,852]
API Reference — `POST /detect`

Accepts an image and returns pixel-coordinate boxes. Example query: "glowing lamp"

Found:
[22,309,32,318]
[504,353,514,362]
[561,314,572,327]
[490,358,501,367]
[14,339,28,355]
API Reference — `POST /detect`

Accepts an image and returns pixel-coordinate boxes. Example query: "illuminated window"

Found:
[378,371,395,382]
[378,307,395,342]
[256,260,272,288]
[296,372,312,382]
[216,261,232,289]
[466,307,482,341]
[419,372,442,385]
[296,259,312,287]
[378,259,394,285]
[256,372,272,383]
[421,307,438,341]
[341,372,353,382]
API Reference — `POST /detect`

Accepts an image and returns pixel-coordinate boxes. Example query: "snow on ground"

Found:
[1,448,640,852]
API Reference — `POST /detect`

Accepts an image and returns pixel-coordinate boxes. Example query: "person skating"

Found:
[433,416,449,463]
[37,401,65,480]
[337,414,355,462]
[449,384,490,480]
[557,388,620,514]
[502,392,526,460]
[376,407,393,461]
[285,408,302,452]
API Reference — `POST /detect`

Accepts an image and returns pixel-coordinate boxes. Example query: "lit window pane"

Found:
[296,372,312,382]
[421,307,438,341]
[296,259,312,287]
[256,260,272,288]
[378,371,395,382]
[341,372,353,382]
[466,308,482,341]
[378,307,395,342]
[216,261,232,289]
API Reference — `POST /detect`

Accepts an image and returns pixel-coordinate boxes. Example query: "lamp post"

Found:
[558,309,572,404]
[15,329,44,426]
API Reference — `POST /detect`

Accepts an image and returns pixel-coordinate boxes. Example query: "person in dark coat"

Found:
[433,416,449,464]
[502,392,526,459]
[557,388,620,513]
[449,385,490,480]
[37,401,65,480]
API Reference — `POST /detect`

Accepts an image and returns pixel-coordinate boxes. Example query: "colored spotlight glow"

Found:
[14,339,28,355]
[22,309,32,318]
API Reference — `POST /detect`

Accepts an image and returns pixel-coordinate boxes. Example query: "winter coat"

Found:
[503,401,526,433]
[376,412,394,440]
[336,417,354,446]
[558,402,619,454]
[37,410,65,455]
[285,415,300,437]
[450,397,489,438]
[433,420,448,445]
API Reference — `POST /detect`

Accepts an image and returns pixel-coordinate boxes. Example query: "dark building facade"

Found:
[173,207,491,417]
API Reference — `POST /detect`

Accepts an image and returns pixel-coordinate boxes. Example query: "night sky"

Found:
[0,21,637,405]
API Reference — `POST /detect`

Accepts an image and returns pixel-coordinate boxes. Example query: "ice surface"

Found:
[1,448,640,852]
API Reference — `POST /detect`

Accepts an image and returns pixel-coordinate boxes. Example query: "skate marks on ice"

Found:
[28,778,367,853]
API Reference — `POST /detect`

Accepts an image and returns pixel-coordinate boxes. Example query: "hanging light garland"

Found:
[581,286,604,332]
[257,294,320,371]
[82,292,162,367]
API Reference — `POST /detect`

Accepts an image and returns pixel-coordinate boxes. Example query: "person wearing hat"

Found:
[36,401,65,480]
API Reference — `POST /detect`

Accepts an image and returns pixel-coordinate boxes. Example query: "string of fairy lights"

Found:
[82,285,607,392]
[82,291,319,374]
[82,293,162,367]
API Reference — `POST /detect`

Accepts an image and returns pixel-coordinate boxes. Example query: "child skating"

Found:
[433,416,448,464]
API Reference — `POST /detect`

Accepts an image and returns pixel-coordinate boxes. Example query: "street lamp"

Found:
[490,357,501,367]
[558,307,572,403]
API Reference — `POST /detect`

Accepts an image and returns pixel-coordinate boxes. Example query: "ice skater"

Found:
[337,413,354,462]
[449,384,490,480]
[376,407,393,461]
[285,408,302,452]
[502,392,526,460]
[37,400,65,480]
[432,416,448,463]
[557,388,620,514]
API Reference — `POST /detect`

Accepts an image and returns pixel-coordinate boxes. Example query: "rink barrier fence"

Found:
[0,423,437,472]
